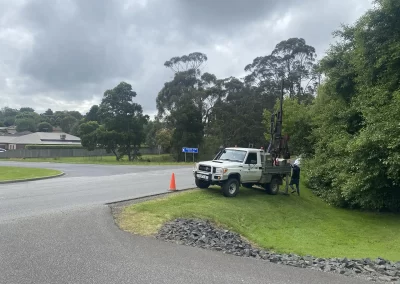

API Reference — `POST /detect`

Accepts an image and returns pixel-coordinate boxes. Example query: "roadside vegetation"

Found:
[0,166,62,182]
[3,154,192,166]
[118,184,400,261]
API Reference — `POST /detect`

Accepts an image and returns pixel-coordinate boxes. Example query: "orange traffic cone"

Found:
[169,173,177,191]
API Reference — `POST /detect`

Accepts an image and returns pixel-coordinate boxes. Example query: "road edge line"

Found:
[0,172,66,184]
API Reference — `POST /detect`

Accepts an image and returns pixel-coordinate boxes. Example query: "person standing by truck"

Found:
[290,159,301,195]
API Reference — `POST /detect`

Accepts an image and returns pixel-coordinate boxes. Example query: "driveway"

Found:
[0,162,370,284]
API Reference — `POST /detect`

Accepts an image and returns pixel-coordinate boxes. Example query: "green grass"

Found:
[0,166,62,182]
[118,183,400,261]
[3,154,192,166]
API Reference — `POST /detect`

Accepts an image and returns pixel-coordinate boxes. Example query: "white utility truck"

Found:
[193,147,292,197]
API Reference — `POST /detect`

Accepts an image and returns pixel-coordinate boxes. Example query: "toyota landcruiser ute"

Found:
[193,147,292,197]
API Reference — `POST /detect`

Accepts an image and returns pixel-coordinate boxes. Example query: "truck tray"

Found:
[262,165,292,175]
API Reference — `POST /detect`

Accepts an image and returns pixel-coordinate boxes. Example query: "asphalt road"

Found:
[0,161,370,284]
[0,161,194,221]
[0,206,369,284]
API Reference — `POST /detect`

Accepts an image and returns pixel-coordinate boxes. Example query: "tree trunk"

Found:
[127,148,132,161]
[127,140,132,161]
[111,149,119,161]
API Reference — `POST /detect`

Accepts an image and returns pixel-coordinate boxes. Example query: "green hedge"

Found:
[25,145,84,149]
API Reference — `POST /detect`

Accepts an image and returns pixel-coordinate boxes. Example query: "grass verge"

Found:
[2,154,192,166]
[0,166,62,182]
[117,184,400,261]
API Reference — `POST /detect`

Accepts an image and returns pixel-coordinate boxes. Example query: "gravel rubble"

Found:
[156,218,400,283]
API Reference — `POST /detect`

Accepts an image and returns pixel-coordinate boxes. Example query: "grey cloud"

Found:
[0,0,372,114]
[175,0,296,29]
[271,0,372,56]
[19,0,143,95]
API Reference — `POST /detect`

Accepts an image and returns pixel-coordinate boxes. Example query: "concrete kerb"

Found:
[106,187,196,206]
[0,172,66,184]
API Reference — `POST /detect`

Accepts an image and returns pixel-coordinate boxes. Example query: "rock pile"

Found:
[156,218,400,283]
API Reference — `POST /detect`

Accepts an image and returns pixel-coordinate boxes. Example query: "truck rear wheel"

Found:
[222,178,240,197]
[195,178,210,189]
[265,177,280,195]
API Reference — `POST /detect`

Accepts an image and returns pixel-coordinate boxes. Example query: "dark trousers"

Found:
[289,178,300,195]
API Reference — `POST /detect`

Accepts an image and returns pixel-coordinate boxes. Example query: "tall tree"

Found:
[19,107,35,113]
[164,52,207,74]
[15,111,41,123]
[144,119,165,149]
[1,107,18,118]
[3,116,15,127]
[157,52,210,160]
[97,82,149,161]
[16,119,36,132]
[208,78,267,148]
[37,122,53,132]
[156,69,200,116]
[60,116,78,133]
[44,108,54,116]
[67,111,83,120]
[78,121,101,151]
[245,38,319,101]
[155,128,173,153]
[15,111,41,132]
[85,105,101,123]
[169,95,204,161]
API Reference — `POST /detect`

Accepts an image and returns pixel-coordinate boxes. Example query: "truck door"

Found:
[243,152,262,182]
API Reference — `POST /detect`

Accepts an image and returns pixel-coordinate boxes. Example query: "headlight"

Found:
[216,168,228,174]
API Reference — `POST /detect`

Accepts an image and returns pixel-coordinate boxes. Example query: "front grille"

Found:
[199,165,212,172]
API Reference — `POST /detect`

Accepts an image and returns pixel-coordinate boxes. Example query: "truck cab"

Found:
[193,147,291,197]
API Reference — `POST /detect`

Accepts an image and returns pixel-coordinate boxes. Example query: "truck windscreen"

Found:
[214,149,247,163]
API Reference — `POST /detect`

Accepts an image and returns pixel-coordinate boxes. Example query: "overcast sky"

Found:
[0,0,372,116]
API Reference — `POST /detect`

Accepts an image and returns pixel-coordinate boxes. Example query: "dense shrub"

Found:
[304,0,400,212]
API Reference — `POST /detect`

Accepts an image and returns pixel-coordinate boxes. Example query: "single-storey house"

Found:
[0,136,16,150]
[0,132,81,150]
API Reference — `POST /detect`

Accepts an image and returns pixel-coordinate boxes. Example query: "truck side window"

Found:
[245,152,258,164]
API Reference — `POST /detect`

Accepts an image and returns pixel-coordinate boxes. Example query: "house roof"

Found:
[0,136,16,143]
[1,132,81,145]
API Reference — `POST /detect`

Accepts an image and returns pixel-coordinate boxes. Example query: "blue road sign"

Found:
[182,147,199,154]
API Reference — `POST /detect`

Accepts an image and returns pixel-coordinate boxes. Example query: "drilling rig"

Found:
[267,79,291,162]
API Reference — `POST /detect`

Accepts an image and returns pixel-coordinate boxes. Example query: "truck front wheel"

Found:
[222,178,240,197]
[195,178,210,189]
[265,177,280,195]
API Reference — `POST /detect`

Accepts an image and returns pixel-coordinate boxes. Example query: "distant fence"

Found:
[0,147,161,159]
